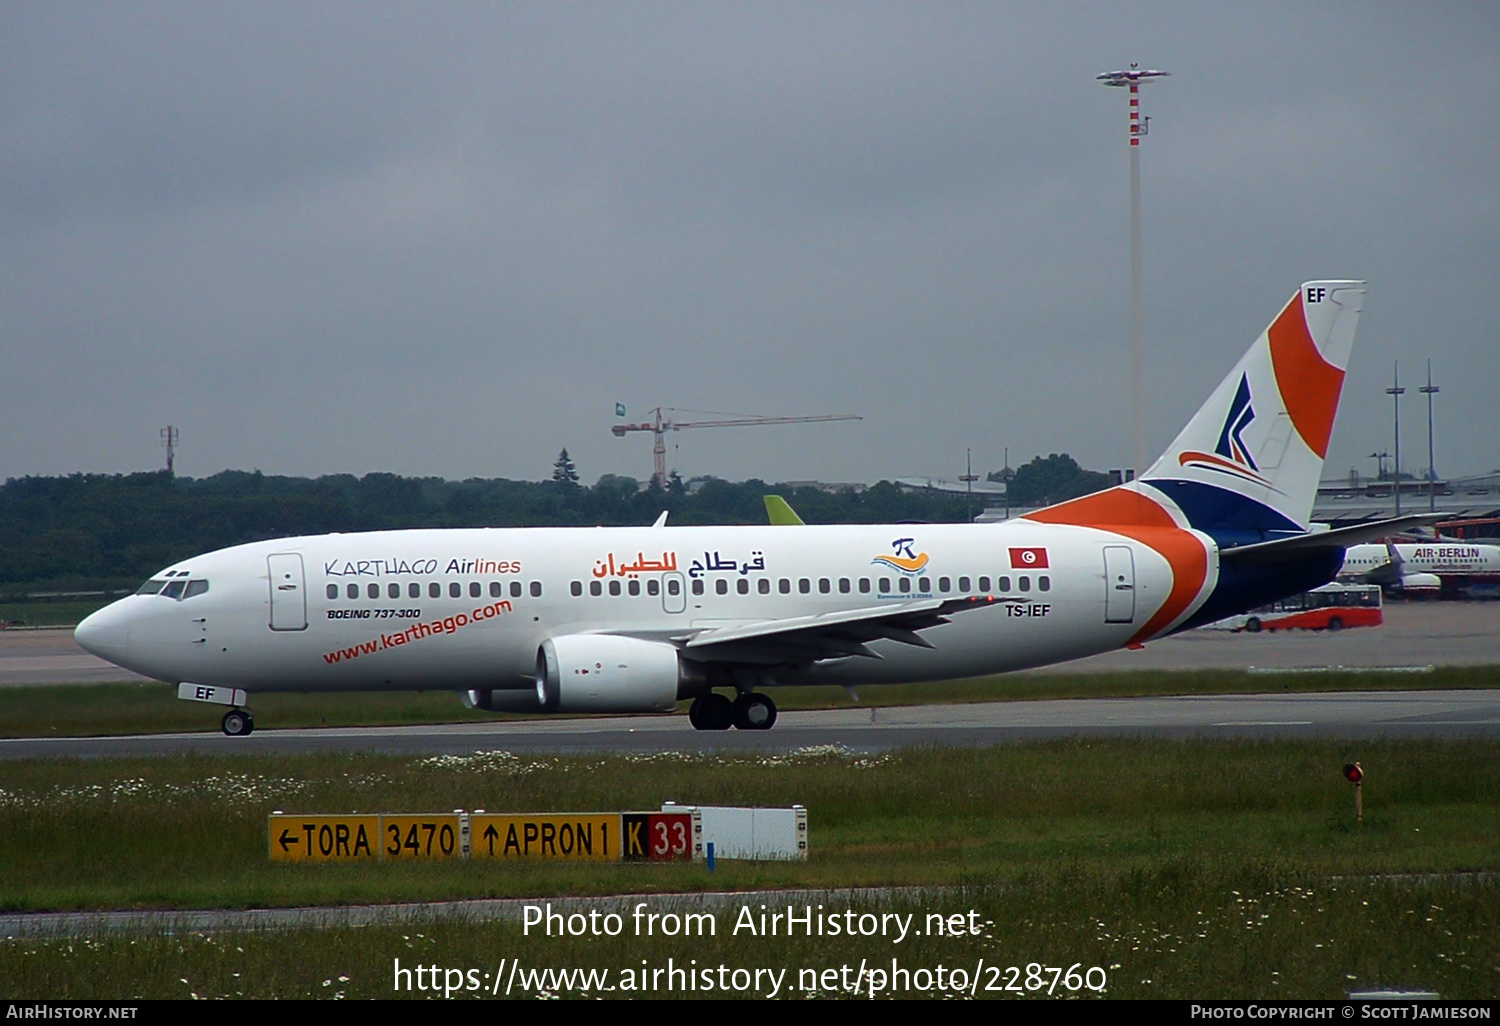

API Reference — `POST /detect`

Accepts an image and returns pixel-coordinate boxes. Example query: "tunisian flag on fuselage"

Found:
[1008,547,1049,569]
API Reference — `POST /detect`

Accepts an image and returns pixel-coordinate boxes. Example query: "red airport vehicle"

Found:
[1206,582,1383,633]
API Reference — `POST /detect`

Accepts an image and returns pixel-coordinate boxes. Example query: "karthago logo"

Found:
[871,537,929,575]
[1215,374,1257,470]
[1175,373,1275,488]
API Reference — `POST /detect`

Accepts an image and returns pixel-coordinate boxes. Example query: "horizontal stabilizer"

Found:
[1219,514,1447,563]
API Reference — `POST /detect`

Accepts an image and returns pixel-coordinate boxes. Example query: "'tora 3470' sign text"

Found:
[268,811,700,863]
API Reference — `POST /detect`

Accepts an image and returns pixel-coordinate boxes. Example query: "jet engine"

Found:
[534,634,698,713]
[464,688,545,713]
[1398,572,1441,592]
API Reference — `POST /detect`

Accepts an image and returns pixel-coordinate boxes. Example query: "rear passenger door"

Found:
[1103,546,1135,624]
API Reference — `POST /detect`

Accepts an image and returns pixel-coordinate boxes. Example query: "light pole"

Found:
[1098,64,1170,480]
[960,448,978,524]
[1386,363,1405,517]
[1419,360,1440,513]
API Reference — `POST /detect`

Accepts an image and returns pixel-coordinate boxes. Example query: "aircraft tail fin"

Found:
[1029,281,1364,540]
[764,495,806,526]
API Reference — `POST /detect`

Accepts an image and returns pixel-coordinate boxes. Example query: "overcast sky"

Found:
[3,2,1497,487]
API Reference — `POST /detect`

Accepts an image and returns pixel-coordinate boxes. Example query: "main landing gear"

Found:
[221,708,256,737]
[688,692,777,731]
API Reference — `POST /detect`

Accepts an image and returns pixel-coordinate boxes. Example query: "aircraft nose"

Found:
[75,604,130,662]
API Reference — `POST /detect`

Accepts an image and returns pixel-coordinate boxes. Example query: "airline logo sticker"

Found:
[1177,373,1276,488]
[1008,547,1049,569]
[871,537,929,575]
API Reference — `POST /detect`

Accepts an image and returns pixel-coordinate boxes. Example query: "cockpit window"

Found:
[161,579,188,600]
[136,579,169,596]
[183,580,209,599]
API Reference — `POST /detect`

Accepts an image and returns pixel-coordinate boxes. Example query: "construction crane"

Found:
[612,407,861,488]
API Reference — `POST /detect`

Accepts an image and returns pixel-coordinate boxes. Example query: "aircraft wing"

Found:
[675,595,1001,665]
[1218,514,1445,564]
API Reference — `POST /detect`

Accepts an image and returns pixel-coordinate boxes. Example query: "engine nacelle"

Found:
[1399,572,1442,592]
[535,635,693,713]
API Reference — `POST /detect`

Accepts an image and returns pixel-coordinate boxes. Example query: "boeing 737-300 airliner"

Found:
[76,281,1433,735]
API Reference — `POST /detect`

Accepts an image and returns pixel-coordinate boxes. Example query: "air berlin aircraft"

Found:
[77,281,1428,735]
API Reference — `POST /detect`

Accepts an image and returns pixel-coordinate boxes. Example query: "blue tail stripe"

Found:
[1142,478,1303,541]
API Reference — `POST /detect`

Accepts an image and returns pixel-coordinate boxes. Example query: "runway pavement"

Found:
[2,688,1497,759]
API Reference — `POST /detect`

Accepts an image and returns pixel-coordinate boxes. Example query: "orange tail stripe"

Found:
[1026,487,1208,643]
[1268,293,1345,459]
[1024,487,1177,529]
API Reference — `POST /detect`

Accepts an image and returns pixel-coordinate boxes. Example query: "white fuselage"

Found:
[76,521,1197,695]
[1339,542,1500,583]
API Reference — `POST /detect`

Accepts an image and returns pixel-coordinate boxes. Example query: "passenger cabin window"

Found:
[715,579,728,595]
[571,581,583,597]
[388,583,400,599]
[839,578,851,594]
[736,579,749,594]
[779,578,791,594]
[490,582,503,598]
[629,579,641,596]
[692,580,704,596]
[898,577,911,593]
[183,580,209,599]
[449,583,461,599]
[368,583,380,599]
[511,582,522,598]
[409,583,420,599]
[609,580,621,596]
[917,577,930,592]
[648,579,660,596]
[1039,576,1051,592]
[818,578,831,594]
[1019,576,1031,592]
[470,582,481,599]
[978,576,991,592]
[798,578,811,594]
[530,581,542,598]
[667,579,681,596]
[429,582,441,599]
[758,578,770,594]
[959,576,971,592]
[326,584,338,600]
[879,578,891,593]
[590,581,602,596]
[347,584,359,600]
[859,578,871,594]
[998,576,1011,592]
[939,577,951,593]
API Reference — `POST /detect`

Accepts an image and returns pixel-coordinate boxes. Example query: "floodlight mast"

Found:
[1098,64,1170,480]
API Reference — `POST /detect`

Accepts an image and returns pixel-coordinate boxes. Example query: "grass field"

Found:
[4,874,1495,999]
[2,739,1495,911]
[0,599,114,628]
[3,664,1497,737]
[1,738,1497,999]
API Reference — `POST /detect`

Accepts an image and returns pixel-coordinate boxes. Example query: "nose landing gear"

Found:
[221,709,255,737]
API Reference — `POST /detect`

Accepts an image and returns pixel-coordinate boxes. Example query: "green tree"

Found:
[1006,454,1111,506]
[551,449,580,487]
